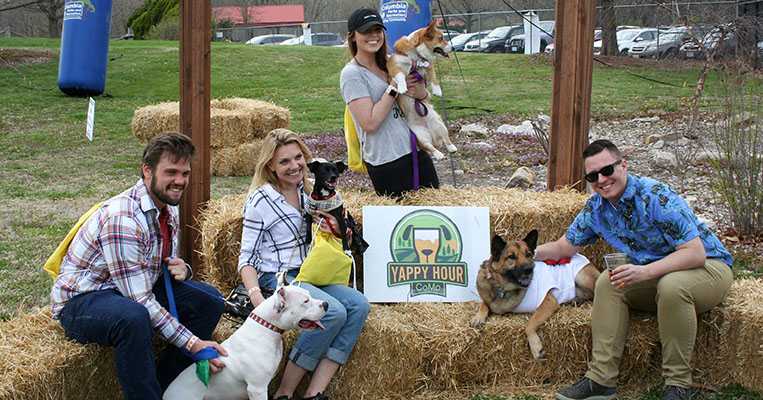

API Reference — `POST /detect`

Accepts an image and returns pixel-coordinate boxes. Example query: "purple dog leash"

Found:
[410,70,429,117]
[409,129,419,190]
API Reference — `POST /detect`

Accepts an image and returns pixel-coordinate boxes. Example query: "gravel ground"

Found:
[433,113,730,233]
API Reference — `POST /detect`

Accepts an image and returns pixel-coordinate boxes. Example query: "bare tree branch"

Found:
[0,0,43,13]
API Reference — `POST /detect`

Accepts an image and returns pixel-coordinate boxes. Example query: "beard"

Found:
[150,172,184,206]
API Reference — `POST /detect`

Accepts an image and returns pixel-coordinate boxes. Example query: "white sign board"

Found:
[362,206,490,302]
[86,97,95,141]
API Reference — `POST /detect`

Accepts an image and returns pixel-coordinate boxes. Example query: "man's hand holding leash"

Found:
[188,338,227,373]
[165,257,189,281]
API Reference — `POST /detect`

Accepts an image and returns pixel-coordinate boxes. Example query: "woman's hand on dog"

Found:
[314,210,342,237]
[190,339,228,372]
[404,73,429,102]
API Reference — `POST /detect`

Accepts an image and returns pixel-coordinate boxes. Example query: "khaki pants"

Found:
[585,258,732,388]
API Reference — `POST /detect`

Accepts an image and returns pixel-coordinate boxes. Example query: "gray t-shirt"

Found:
[340,62,412,166]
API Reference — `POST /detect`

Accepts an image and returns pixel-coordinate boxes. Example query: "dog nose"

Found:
[321,301,328,311]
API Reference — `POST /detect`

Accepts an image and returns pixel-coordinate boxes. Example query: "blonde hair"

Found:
[248,128,313,195]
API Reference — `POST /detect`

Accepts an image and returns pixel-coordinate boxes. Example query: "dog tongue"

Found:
[299,319,326,331]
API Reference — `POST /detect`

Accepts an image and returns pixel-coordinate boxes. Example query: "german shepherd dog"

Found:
[470,230,599,359]
[304,159,368,254]
[386,21,456,161]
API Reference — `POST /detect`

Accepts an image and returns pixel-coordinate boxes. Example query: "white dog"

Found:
[163,278,328,400]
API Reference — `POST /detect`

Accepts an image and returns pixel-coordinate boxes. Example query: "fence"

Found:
[213,1,757,44]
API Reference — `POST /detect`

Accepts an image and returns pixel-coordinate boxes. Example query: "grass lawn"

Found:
[0,38,760,400]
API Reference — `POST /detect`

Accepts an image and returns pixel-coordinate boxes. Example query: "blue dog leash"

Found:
[162,259,219,386]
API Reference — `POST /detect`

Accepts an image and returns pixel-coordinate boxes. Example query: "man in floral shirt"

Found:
[535,140,733,400]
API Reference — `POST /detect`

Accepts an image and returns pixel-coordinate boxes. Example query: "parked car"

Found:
[629,26,709,59]
[463,25,523,53]
[449,31,490,51]
[545,29,600,54]
[245,34,296,45]
[506,21,555,53]
[593,28,658,55]
[279,33,344,46]
[441,30,461,43]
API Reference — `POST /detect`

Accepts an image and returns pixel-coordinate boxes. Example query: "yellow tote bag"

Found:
[344,106,368,174]
[295,224,352,287]
[43,202,103,280]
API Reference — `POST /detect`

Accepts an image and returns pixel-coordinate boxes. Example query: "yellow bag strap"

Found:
[344,106,368,175]
[43,202,103,280]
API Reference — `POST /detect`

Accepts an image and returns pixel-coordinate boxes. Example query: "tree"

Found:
[0,0,64,38]
[600,0,617,55]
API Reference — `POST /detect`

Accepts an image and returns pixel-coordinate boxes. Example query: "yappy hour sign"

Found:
[362,206,489,302]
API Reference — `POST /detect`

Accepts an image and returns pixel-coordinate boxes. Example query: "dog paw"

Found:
[432,150,444,161]
[532,347,545,360]
[446,144,457,153]
[469,319,485,328]
[432,85,442,97]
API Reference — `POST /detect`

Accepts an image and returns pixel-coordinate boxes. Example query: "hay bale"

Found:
[208,107,255,148]
[215,98,290,138]
[211,141,263,177]
[130,101,179,142]
[198,194,247,294]
[0,308,124,399]
[130,98,290,147]
[2,279,760,399]
[694,278,763,391]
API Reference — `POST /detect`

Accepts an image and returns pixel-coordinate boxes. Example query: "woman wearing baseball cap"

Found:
[340,7,440,198]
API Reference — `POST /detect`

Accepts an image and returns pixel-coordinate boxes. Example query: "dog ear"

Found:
[490,235,507,262]
[307,161,320,173]
[335,161,347,174]
[275,287,286,313]
[523,229,539,251]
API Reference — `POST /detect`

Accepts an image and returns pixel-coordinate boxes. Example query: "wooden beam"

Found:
[178,0,211,273]
[548,0,596,192]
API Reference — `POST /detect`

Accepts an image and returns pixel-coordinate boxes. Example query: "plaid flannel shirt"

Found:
[50,180,193,349]
[238,183,309,274]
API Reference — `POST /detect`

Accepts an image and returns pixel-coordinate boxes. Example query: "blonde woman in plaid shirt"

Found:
[238,129,369,400]
[50,132,227,399]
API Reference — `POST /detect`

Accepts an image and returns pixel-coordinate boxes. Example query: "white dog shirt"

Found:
[512,253,591,313]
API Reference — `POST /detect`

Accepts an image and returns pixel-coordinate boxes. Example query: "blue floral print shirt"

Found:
[566,174,732,267]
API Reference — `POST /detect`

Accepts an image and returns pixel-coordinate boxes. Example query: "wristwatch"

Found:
[385,85,398,98]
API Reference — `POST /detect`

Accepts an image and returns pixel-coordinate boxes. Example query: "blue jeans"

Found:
[57,278,224,400]
[260,270,370,371]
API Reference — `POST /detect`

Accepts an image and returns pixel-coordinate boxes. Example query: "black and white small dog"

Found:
[305,159,368,254]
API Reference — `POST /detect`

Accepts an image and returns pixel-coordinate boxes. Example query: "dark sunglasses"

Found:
[584,159,622,182]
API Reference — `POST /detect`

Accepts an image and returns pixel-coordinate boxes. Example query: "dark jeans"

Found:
[367,150,439,198]
[58,278,224,400]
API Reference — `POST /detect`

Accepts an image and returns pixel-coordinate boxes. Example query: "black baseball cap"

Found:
[347,8,386,33]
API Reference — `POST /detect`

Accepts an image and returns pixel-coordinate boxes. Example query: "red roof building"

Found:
[213,5,304,27]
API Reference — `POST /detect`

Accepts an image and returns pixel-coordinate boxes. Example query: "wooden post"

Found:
[548,0,596,192]
[178,0,211,272]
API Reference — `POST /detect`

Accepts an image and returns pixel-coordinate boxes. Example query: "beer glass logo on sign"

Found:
[387,209,467,297]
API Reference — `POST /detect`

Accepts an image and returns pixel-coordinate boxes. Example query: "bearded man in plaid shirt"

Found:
[50,132,227,399]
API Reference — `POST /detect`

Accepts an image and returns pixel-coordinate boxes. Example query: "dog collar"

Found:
[498,288,505,298]
[249,312,285,334]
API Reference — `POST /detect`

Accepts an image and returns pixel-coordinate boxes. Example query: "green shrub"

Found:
[710,72,763,238]
[145,17,179,41]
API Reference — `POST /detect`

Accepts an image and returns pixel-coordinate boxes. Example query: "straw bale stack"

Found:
[131,99,290,146]
[1,279,761,399]
[131,98,290,176]
[693,278,763,391]
[213,98,291,137]
[131,101,179,142]
[210,141,263,177]
[0,308,123,399]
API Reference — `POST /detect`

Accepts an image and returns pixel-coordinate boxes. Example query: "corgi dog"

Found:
[387,21,456,161]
